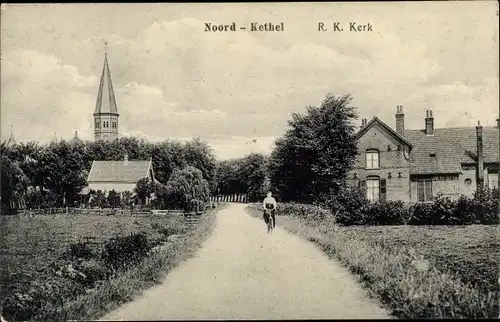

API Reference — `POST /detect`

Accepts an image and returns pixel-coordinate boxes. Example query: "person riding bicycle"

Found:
[262,192,277,229]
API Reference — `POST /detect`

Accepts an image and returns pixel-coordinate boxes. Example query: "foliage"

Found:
[101,232,158,270]
[325,187,499,226]
[120,191,134,209]
[268,93,358,203]
[1,153,29,211]
[0,213,194,321]
[134,178,153,206]
[163,166,210,212]
[89,190,107,208]
[1,137,217,211]
[214,153,268,201]
[107,190,121,209]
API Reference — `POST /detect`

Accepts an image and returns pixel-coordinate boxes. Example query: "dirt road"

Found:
[102,203,391,320]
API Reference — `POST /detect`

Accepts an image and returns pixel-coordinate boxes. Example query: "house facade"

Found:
[348,106,499,202]
[86,154,156,194]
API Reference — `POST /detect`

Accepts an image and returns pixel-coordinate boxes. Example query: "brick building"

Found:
[348,107,499,202]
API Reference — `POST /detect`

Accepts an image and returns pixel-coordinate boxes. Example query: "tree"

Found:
[240,153,268,202]
[89,190,107,208]
[164,166,210,212]
[1,154,29,211]
[268,93,358,203]
[182,138,217,190]
[107,190,121,209]
[134,178,153,206]
[120,191,134,209]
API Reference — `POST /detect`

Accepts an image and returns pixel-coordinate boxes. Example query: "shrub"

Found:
[471,188,499,225]
[274,202,330,222]
[101,232,158,271]
[327,187,370,225]
[365,200,410,225]
[65,242,99,260]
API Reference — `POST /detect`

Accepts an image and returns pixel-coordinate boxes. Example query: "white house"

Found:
[86,154,156,194]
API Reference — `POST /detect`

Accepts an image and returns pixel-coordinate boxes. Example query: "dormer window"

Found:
[365,150,380,169]
[429,153,436,157]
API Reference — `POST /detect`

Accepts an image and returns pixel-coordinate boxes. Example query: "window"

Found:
[366,150,380,169]
[359,177,386,201]
[112,122,116,129]
[488,173,499,189]
[95,120,100,129]
[417,179,433,202]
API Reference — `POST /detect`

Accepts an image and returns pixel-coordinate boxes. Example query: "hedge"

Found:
[270,187,499,226]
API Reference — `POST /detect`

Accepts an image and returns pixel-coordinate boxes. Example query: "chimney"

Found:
[476,121,484,187]
[395,105,405,136]
[496,118,499,129]
[425,110,434,135]
[124,153,129,165]
[361,118,367,128]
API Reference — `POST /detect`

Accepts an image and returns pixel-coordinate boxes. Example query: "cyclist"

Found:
[262,192,277,229]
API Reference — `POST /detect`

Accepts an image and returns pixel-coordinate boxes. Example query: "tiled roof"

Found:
[87,160,151,182]
[404,127,499,175]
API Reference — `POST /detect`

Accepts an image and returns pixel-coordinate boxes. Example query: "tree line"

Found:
[2,93,358,213]
[1,137,219,212]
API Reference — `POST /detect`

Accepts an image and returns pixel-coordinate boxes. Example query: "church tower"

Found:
[94,42,119,141]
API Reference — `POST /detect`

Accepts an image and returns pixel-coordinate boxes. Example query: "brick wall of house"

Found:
[348,123,411,201]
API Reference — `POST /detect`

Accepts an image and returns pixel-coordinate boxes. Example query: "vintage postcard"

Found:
[1,2,499,321]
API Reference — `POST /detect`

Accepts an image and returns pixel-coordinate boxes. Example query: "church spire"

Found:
[5,122,16,146]
[93,41,120,142]
[94,41,119,116]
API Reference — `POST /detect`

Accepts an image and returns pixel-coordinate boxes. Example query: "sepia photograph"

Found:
[0,2,499,320]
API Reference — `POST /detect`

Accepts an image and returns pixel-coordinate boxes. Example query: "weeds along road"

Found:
[101,203,391,320]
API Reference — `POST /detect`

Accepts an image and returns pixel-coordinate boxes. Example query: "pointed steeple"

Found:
[94,41,119,116]
[5,122,16,146]
[93,41,120,142]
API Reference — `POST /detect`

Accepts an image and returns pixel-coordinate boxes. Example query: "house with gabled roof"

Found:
[86,154,157,195]
[349,106,499,202]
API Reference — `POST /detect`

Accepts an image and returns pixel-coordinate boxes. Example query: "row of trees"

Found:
[2,93,357,212]
[1,137,218,211]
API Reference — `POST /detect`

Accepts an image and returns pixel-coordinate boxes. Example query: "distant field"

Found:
[0,214,187,311]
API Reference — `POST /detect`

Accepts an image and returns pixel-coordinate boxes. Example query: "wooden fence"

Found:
[210,194,248,203]
[14,207,186,217]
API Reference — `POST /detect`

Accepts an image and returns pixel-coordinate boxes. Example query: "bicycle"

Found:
[264,208,274,234]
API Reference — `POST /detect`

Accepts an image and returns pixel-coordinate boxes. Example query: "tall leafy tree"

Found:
[268,93,358,203]
[164,166,210,211]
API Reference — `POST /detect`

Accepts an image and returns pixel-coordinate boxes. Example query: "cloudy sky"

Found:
[1,2,498,160]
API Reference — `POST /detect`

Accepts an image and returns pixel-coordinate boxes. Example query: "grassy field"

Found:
[336,224,499,296]
[0,208,221,321]
[247,206,499,319]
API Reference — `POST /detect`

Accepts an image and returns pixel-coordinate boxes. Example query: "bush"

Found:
[65,242,99,260]
[329,186,499,226]
[366,200,410,225]
[471,188,499,225]
[327,187,369,225]
[101,232,158,271]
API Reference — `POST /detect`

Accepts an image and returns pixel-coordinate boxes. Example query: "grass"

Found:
[0,205,223,321]
[246,205,499,319]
